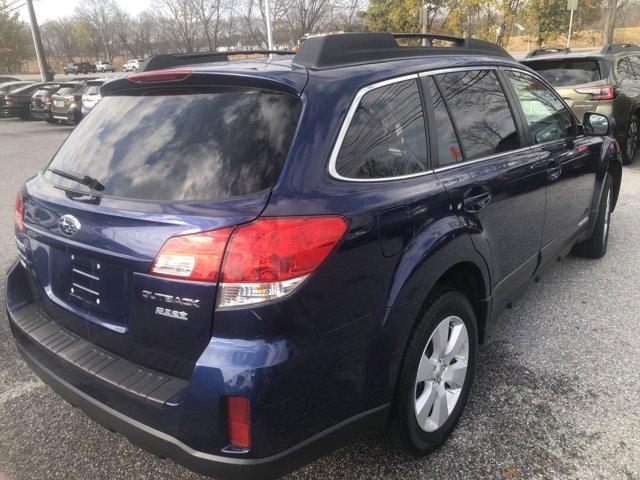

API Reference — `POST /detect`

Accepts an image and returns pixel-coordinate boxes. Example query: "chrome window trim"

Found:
[326,64,544,183]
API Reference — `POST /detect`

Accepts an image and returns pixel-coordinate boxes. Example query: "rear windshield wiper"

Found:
[47,168,105,192]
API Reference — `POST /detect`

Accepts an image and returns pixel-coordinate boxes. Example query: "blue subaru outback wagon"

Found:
[7,33,622,478]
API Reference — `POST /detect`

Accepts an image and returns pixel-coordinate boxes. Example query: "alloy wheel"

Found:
[414,316,469,432]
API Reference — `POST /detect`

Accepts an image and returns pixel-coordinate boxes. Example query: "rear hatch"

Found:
[51,85,76,115]
[522,57,610,118]
[21,79,302,378]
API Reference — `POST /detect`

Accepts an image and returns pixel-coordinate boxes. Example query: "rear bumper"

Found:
[5,261,392,478]
[30,109,51,120]
[13,339,387,479]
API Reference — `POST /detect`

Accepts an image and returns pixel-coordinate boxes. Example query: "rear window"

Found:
[56,87,74,95]
[85,85,100,95]
[45,88,301,202]
[525,59,602,86]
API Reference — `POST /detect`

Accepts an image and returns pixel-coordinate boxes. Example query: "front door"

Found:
[503,69,599,265]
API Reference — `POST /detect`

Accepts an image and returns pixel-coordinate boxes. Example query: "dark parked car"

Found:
[50,81,88,124]
[63,62,96,75]
[30,83,63,122]
[7,33,622,479]
[522,43,640,164]
[0,81,33,93]
[1,82,48,119]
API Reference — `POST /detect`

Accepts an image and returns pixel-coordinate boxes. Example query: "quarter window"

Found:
[434,70,521,160]
[627,56,640,79]
[506,70,574,144]
[335,79,428,179]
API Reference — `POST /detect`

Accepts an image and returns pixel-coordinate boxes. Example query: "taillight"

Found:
[149,216,348,307]
[217,216,348,308]
[228,396,251,449]
[150,227,233,282]
[574,84,619,101]
[43,97,52,105]
[14,189,25,232]
[128,69,192,83]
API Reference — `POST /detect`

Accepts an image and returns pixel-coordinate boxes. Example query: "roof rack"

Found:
[291,32,512,70]
[601,43,640,54]
[138,50,295,72]
[525,47,571,58]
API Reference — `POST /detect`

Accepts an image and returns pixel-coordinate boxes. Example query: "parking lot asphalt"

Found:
[0,116,639,480]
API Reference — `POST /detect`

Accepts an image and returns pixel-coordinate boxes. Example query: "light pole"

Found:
[264,0,274,50]
[566,0,578,49]
[25,0,51,81]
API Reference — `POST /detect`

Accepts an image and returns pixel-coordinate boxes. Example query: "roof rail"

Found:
[525,47,571,58]
[291,32,512,70]
[601,43,640,54]
[138,50,295,72]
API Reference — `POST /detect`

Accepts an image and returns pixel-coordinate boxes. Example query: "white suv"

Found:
[123,59,143,72]
[95,61,114,72]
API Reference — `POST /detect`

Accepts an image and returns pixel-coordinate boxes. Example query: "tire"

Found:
[384,287,477,457]
[45,118,57,124]
[573,175,613,259]
[622,115,639,165]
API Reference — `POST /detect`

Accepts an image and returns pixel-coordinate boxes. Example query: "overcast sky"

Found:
[18,0,152,23]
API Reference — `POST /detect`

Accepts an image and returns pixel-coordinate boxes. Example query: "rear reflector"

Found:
[128,69,192,83]
[150,227,233,282]
[574,84,619,101]
[217,216,348,308]
[228,396,251,449]
[14,190,24,233]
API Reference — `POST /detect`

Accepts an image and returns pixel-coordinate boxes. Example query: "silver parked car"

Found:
[95,61,115,73]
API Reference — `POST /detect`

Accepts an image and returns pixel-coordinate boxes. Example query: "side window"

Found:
[618,57,633,79]
[506,70,574,144]
[435,70,521,160]
[335,79,428,179]
[425,77,463,166]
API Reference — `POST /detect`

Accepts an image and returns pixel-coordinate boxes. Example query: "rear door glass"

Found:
[45,88,301,202]
[525,60,601,86]
[434,70,521,160]
[425,77,463,166]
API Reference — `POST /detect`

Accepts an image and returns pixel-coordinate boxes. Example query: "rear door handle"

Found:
[547,160,562,181]
[462,186,492,213]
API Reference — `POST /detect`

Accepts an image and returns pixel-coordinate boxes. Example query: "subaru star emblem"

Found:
[58,214,81,237]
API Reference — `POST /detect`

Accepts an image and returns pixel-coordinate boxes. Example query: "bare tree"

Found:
[189,0,225,51]
[285,0,334,41]
[75,0,117,61]
[153,0,201,52]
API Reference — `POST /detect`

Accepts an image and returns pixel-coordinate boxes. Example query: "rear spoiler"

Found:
[138,50,295,72]
[525,47,571,58]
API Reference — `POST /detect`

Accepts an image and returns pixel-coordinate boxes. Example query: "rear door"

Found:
[503,69,599,265]
[423,68,548,307]
[21,85,302,378]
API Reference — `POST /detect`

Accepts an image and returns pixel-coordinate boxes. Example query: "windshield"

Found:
[524,59,602,86]
[45,88,302,202]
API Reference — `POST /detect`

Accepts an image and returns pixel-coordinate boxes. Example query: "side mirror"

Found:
[583,112,615,136]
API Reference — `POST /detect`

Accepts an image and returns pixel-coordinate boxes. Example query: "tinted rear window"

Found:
[45,88,301,202]
[525,59,602,86]
[56,87,74,95]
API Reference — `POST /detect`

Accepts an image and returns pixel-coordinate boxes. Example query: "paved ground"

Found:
[0,116,639,480]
